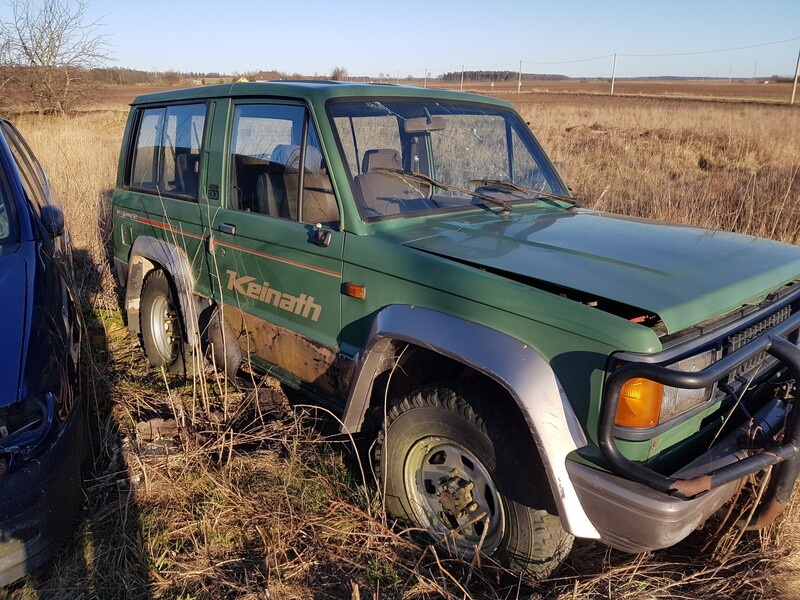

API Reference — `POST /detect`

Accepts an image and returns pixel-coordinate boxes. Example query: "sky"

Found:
[3,0,800,79]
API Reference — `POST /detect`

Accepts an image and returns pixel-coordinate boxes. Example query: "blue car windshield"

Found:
[328,99,567,221]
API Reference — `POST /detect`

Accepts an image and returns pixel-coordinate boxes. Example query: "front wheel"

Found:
[375,384,573,580]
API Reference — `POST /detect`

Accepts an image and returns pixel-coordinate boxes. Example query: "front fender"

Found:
[341,304,600,539]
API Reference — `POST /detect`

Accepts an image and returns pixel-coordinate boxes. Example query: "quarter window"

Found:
[128,103,206,199]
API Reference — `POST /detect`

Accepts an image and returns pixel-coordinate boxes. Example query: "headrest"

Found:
[362,149,401,173]
[272,144,323,173]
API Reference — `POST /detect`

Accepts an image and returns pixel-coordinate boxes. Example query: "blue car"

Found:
[0,116,85,585]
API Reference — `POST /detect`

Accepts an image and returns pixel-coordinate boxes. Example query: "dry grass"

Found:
[4,89,800,599]
[433,79,798,103]
[513,95,800,244]
[13,110,126,308]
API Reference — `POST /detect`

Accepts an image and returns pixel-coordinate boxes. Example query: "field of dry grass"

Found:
[516,94,800,244]
[433,79,798,104]
[3,86,800,599]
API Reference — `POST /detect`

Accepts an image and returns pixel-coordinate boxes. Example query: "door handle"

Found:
[218,223,236,235]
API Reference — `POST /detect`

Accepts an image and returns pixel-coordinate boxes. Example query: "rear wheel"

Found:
[140,270,191,375]
[375,384,573,579]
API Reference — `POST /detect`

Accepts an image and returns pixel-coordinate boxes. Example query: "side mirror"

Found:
[41,204,65,238]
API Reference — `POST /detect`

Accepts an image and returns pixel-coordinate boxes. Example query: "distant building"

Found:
[253,71,282,82]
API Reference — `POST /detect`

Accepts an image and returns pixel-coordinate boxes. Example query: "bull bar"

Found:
[599,310,800,525]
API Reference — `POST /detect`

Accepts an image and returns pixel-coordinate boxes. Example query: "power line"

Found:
[523,55,613,65]
[620,36,800,58]
[373,36,800,82]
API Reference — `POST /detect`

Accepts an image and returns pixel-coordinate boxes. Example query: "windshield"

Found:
[328,99,568,221]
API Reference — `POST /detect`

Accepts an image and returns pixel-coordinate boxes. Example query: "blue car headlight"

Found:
[0,392,56,469]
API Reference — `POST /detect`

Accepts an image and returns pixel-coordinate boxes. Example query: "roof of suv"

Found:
[130,80,513,109]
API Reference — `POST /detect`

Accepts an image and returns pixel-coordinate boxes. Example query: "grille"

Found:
[726,305,792,381]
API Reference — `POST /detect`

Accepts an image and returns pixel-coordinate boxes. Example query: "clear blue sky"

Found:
[4,0,800,78]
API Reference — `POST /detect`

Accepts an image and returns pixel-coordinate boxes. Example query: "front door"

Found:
[206,101,344,396]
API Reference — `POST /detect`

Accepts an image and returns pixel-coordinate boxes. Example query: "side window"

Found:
[230,104,339,227]
[128,103,206,199]
[130,108,164,191]
[1,121,50,214]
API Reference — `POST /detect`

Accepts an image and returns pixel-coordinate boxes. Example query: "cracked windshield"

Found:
[328,101,567,220]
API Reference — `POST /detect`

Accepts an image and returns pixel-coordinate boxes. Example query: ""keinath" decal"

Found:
[226,270,322,322]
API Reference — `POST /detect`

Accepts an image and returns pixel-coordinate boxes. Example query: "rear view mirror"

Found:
[404,116,446,133]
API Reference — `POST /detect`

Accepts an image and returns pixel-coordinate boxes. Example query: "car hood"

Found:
[0,247,26,406]
[401,209,800,334]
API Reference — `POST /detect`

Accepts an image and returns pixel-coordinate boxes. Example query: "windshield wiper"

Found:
[374,168,512,217]
[469,179,581,210]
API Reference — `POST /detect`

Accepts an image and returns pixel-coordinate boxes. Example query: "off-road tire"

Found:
[374,384,573,580]
[140,269,192,376]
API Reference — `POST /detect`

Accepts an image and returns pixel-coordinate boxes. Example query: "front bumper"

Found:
[570,397,786,552]
[0,400,86,586]
[579,305,800,552]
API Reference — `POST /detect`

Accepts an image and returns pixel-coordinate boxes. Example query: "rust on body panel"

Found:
[223,305,343,396]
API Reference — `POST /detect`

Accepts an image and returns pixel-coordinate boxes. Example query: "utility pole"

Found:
[610,53,617,96]
[792,47,800,105]
[460,65,464,92]
[752,61,758,83]
[424,69,427,88]
[518,60,522,94]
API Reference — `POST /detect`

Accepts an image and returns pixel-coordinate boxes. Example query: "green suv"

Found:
[112,81,800,578]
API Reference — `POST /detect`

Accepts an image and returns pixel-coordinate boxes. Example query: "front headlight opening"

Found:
[615,350,716,429]
[0,393,56,467]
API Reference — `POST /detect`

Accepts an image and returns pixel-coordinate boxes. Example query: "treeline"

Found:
[438,70,570,82]
[86,67,227,85]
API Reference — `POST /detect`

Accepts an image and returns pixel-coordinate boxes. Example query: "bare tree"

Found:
[330,66,348,81]
[0,28,15,102]
[4,0,111,114]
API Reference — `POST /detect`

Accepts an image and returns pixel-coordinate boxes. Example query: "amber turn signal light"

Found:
[342,282,367,300]
[615,378,663,428]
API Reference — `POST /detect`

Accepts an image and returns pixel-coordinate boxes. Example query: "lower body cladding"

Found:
[567,397,792,553]
[0,402,86,586]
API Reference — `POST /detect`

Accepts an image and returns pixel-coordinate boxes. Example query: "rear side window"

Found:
[128,103,206,199]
